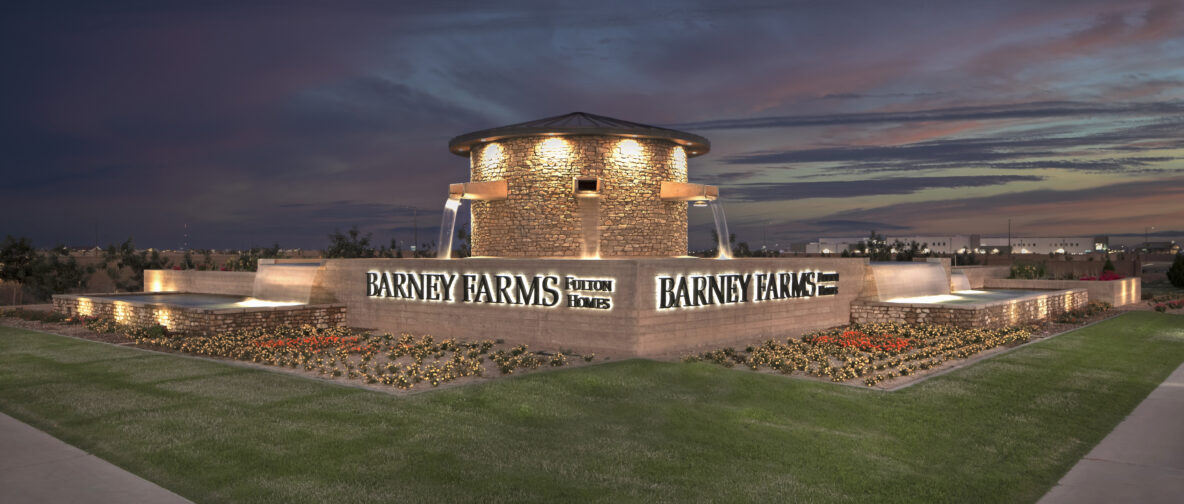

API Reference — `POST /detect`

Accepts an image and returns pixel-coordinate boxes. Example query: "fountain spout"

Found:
[660,182,718,202]
[448,180,508,201]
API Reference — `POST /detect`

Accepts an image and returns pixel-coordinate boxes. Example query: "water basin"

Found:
[96,293,303,309]
[884,289,1050,306]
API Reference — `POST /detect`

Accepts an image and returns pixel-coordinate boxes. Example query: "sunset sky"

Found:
[2,1,1181,251]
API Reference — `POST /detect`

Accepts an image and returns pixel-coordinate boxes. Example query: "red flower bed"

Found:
[1154,299,1184,312]
[1079,271,1125,281]
[804,329,911,352]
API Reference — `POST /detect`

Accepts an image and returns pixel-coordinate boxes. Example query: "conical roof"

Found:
[448,112,710,157]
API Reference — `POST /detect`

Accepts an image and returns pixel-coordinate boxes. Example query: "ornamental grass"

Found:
[684,322,1033,387]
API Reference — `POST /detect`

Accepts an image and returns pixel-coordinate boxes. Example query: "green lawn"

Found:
[2,312,1183,503]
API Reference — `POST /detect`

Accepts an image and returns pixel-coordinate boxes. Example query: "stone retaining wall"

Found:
[144,270,255,296]
[850,289,1087,327]
[951,266,1011,289]
[52,294,346,336]
[983,278,1140,306]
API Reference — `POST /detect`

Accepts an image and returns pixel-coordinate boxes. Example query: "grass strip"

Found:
[1,311,1183,503]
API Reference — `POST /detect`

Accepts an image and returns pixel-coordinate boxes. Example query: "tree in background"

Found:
[377,239,402,258]
[858,231,893,261]
[180,250,197,270]
[32,246,90,299]
[1168,254,1184,289]
[104,238,171,291]
[0,236,91,302]
[224,244,284,272]
[455,225,472,258]
[954,250,979,266]
[0,236,38,286]
[325,227,376,258]
[1102,257,1116,273]
[894,240,927,262]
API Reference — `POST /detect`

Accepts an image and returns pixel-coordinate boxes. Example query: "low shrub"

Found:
[1079,271,1125,281]
[0,308,67,323]
[1009,262,1046,279]
[123,323,579,389]
[1055,301,1112,324]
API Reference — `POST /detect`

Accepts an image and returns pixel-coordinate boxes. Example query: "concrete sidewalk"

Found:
[1039,362,1184,504]
[0,412,191,504]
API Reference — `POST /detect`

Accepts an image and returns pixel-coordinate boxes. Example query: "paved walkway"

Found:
[1039,362,1184,504]
[0,412,191,504]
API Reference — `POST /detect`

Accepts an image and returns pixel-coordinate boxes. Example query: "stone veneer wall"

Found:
[144,270,255,296]
[469,136,688,257]
[850,289,1087,328]
[983,278,1140,306]
[52,294,346,337]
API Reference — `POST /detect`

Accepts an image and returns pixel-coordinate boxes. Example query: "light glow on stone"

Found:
[616,138,643,157]
[536,137,570,160]
[154,307,172,328]
[480,142,503,164]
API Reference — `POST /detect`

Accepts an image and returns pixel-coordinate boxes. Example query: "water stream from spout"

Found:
[577,194,601,259]
[708,200,732,259]
[253,263,320,303]
[437,196,461,259]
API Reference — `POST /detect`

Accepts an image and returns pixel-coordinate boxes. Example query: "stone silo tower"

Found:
[447,112,712,258]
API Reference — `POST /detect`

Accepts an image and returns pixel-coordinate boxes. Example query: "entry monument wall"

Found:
[133,112,1086,356]
[320,257,866,355]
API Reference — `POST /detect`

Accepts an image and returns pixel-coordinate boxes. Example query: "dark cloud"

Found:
[1,0,1181,249]
[813,177,1184,232]
[721,117,1184,174]
[675,101,1184,131]
[725,175,1043,201]
[810,220,910,231]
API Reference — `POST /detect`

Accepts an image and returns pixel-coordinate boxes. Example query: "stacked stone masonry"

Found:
[849,289,1087,327]
[469,136,688,257]
[52,294,346,337]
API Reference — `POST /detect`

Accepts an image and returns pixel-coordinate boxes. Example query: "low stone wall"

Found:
[52,294,346,336]
[983,278,1140,306]
[320,257,872,356]
[951,266,1011,289]
[144,270,255,296]
[850,289,1088,327]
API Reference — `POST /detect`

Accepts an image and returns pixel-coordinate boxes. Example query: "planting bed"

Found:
[1,309,597,393]
[687,301,1118,388]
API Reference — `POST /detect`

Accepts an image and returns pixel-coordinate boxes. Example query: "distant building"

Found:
[980,236,1106,255]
